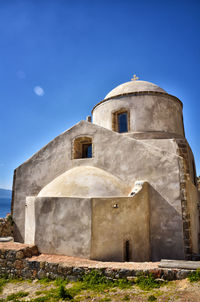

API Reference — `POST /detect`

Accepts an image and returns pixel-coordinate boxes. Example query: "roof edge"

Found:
[91,91,183,114]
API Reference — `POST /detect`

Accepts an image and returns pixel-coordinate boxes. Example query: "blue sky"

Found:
[0,0,199,189]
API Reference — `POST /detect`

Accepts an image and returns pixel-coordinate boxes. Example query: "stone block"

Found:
[23,248,32,258]
[14,260,23,270]
[39,261,45,269]
[176,270,190,279]
[37,269,46,279]
[16,251,24,259]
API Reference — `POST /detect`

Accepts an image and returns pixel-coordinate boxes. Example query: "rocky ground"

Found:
[0,277,200,301]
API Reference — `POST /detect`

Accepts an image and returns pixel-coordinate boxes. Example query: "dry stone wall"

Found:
[177,139,200,259]
[0,217,13,237]
[0,244,196,281]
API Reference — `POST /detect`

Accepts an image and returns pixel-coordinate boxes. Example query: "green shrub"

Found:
[6,215,14,225]
[31,284,74,301]
[80,270,113,289]
[30,297,49,302]
[6,291,29,300]
[54,277,69,287]
[35,290,45,296]
[37,278,52,284]
[135,274,161,291]
[45,270,132,300]
[0,278,9,293]
[58,284,73,300]
[116,278,132,289]
[66,282,83,298]
[148,295,157,301]
[122,294,130,301]
[79,270,132,292]
[188,269,200,282]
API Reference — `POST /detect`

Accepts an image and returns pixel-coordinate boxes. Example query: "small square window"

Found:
[73,137,93,159]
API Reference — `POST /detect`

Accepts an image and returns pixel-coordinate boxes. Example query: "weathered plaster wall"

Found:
[186,180,199,254]
[24,182,184,261]
[92,94,184,137]
[12,121,182,244]
[23,181,184,261]
[149,185,185,261]
[139,139,179,154]
[91,183,150,262]
[34,197,92,258]
[141,138,197,188]
[125,132,183,140]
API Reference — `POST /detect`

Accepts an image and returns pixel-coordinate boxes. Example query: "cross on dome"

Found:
[131,74,139,81]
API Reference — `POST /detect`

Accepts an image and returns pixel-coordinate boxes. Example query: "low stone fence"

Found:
[0,244,39,279]
[0,216,13,237]
[0,244,196,281]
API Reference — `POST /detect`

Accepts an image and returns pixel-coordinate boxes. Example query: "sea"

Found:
[0,198,11,218]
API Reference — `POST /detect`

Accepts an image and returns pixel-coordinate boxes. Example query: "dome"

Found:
[38,166,131,198]
[105,80,166,99]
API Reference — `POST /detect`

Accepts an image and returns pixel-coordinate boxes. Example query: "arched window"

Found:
[112,109,130,133]
[73,137,92,159]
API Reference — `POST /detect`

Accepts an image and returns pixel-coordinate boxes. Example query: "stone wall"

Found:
[186,180,199,254]
[177,139,200,259]
[0,244,39,279]
[0,216,14,237]
[0,244,195,281]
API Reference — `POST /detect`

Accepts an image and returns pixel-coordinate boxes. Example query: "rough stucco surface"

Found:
[23,181,185,261]
[145,139,197,188]
[38,166,131,197]
[149,185,185,261]
[12,121,183,245]
[91,183,150,262]
[34,197,91,257]
[92,94,184,137]
[140,139,179,155]
[140,139,197,186]
[186,180,199,254]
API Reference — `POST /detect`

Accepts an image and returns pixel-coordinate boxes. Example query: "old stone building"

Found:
[12,78,200,262]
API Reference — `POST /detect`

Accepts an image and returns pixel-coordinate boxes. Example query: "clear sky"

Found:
[0,0,199,189]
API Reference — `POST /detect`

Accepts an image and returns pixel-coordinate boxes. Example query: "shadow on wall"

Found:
[149,185,185,261]
[13,222,23,243]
